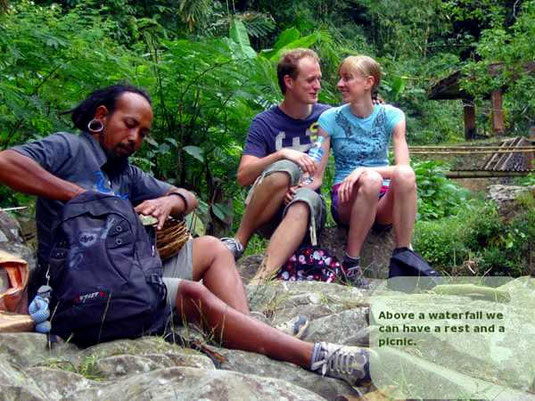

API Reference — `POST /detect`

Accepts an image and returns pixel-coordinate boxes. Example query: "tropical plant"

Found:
[413,159,470,220]
[0,2,139,149]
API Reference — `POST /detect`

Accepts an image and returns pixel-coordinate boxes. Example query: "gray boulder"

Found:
[215,348,355,401]
[74,367,329,401]
[0,211,36,275]
[0,358,46,401]
[319,226,395,279]
[487,184,534,219]
[24,367,97,401]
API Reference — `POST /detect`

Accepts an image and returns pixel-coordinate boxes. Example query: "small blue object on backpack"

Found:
[47,191,168,347]
[29,290,51,334]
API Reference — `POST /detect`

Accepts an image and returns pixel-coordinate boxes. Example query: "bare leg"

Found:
[251,201,309,283]
[175,280,314,367]
[338,171,383,257]
[235,172,290,248]
[192,236,249,314]
[376,165,417,248]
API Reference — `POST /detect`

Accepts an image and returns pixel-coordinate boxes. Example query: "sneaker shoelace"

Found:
[345,265,361,278]
[343,265,368,288]
[313,344,359,376]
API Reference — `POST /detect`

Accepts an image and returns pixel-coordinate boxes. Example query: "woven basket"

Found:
[156,218,191,260]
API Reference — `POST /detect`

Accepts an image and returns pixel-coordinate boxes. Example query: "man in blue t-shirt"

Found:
[222,49,330,283]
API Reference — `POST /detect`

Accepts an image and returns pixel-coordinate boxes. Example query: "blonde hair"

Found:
[339,55,381,92]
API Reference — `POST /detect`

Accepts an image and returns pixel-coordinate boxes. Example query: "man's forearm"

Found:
[0,150,84,202]
[237,152,284,186]
[166,188,198,217]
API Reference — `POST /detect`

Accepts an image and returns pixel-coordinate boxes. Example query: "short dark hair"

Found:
[277,49,319,94]
[66,84,152,131]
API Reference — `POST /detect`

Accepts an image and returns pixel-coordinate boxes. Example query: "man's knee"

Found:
[203,235,229,254]
[284,201,310,222]
[177,280,210,305]
[197,235,234,262]
[392,165,416,190]
[260,171,291,193]
[286,188,325,230]
[262,160,301,187]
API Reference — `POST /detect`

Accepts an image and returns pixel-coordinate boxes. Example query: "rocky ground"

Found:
[1,278,534,400]
[1,185,534,401]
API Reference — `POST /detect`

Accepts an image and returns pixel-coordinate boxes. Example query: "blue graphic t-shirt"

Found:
[243,103,331,157]
[318,104,405,184]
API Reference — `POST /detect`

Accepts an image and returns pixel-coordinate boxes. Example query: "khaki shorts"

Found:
[161,238,193,307]
[247,160,326,245]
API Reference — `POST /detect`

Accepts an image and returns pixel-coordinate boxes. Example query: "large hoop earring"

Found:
[87,119,104,133]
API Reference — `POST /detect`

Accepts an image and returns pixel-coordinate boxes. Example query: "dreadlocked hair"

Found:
[64,84,151,131]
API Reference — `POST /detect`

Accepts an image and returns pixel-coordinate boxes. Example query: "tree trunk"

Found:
[463,99,477,140]
[491,90,505,136]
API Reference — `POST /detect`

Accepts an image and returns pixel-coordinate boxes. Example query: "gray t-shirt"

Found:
[12,132,171,264]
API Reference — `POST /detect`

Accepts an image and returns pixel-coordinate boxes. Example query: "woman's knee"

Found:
[392,165,416,190]
[358,170,382,196]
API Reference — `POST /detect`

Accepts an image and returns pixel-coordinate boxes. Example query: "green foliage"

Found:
[413,215,470,269]
[0,185,33,209]
[413,160,470,220]
[514,172,535,186]
[357,0,450,59]
[461,1,535,135]
[259,27,320,61]
[414,195,534,276]
[1,0,532,275]
[0,1,140,149]
[132,26,282,229]
[229,18,257,58]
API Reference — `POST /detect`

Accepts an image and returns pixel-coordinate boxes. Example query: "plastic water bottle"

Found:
[302,136,325,185]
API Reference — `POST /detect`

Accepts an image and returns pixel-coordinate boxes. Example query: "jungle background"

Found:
[0,0,533,276]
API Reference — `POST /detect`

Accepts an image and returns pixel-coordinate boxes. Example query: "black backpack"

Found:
[47,191,168,347]
[388,247,442,291]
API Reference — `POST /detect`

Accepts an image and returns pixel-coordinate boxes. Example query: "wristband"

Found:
[168,191,189,211]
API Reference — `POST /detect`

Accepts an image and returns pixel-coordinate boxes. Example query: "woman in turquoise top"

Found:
[318,55,417,285]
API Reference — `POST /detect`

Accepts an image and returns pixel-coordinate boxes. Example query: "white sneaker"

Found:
[310,342,371,386]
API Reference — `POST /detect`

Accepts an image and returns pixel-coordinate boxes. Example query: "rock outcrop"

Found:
[0,211,36,275]
[487,184,534,219]
[2,208,534,401]
[2,278,535,401]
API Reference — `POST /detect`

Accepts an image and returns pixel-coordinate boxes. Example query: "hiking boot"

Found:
[341,262,369,288]
[251,312,309,339]
[221,237,244,261]
[310,342,372,386]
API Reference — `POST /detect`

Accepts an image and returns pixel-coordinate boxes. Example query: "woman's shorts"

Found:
[330,179,390,226]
